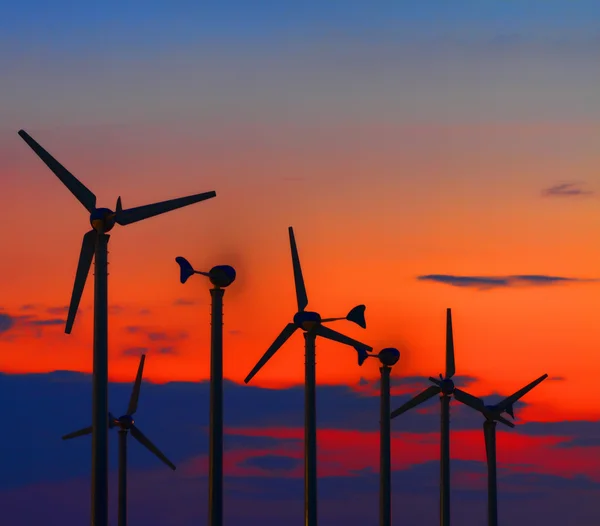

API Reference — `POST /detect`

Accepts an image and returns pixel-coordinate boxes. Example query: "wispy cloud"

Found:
[417,274,596,291]
[542,182,594,197]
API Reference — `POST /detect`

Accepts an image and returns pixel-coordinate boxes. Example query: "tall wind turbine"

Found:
[244,226,372,526]
[453,373,548,526]
[62,354,176,526]
[356,347,401,526]
[390,308,464,526]
[175,257,236,526]
[18,130,215,526]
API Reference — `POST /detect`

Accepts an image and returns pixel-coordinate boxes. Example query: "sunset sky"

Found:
[1,1,600,525]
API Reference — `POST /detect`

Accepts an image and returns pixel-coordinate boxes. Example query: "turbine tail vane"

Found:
[244,323,298,384]
[445,308,455,378]
[130,425,176,470]
[66,230,97,334]
[115,191,217,226]
[18,130,98,212]
[288,227,308,311]
[127,354,146,415]
[390,385,441,419]
[346,305,367,329]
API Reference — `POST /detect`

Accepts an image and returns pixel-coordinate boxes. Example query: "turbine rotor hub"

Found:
[293,311,321,331]
[440,378,455,395]
[378,347,400,366]
[209,265,236,288]
[90,208,116,233]
[117,414,134,429]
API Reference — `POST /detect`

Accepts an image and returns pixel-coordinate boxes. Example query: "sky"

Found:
[1,1,599,524]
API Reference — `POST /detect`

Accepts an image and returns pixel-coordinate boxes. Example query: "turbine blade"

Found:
[66,230,97,334]
[428,376,442,386]
[445,308,455,378]
[115,191,216,226]
[130,425,176,470]
[62,425,92,440]
[18,130,97,212]
[495,414,515,428]
[244,323,297,384]
[453,388,486,413]
[288,227,308,311]
[313,325,373,352]
[495,373,548,416]
[390,385,441,419]
[127,354,146,415]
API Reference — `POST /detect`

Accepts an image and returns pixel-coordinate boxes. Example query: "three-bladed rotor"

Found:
[244,226,372,384]
[18,130,217,334]
[62,354,176,470]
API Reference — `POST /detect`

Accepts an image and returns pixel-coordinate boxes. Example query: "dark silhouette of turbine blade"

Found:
[494,414,515,428]
[453,388,486,412]
[114,191,216,226]
[66,230,97,334]
[244,323,297,384]
[313,325,373,351]
[445,308,455,378]
[390,385,441,419]
[130,425,176,470]
[17,130,97,213]
[288,227,308,311]
[494,373,548,417]
[62,425,93,440]
[127,354,146,415]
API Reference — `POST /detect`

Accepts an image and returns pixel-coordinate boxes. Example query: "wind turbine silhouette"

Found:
[62,354,176,526]
[356,347,401,526]
[244,226,372,526]
[18,129,215,526]
[390,308,465,526]
[175,257,237,526]
[453,373,548,526]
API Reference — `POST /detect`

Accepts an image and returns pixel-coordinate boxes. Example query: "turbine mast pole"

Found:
[208,287,225,526]
[92,234,110,526]
[380,365,392,526]
[484,421,498,526]
[118,429,127,526]
[304,330,318,526]
[440,395,450,526]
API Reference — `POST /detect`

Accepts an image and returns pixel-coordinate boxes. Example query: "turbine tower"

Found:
[356,347,401,526]
[18,130,215,526]
[453,373,548,526]
[62,354,176,526]
[390,308,461,526]
[175,257,236,526]
[244,226,372,526]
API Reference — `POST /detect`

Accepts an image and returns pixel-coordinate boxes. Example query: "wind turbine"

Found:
[244,226,373,526]
[62,354,176,526]
[356,347,401,526]
[175,257,236,526]
[390,308,466,526]
[453,373,548,526]
[18,129,215,526]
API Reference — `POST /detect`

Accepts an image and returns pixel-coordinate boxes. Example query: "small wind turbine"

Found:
[356,347,401,526]
[453,373,548,526]
[244,226,372,526]
[390,308,466,526]
[19,129,215,526]
[62,354,176,526]
[175,257,236,526]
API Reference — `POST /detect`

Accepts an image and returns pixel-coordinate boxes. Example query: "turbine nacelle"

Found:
[293,311,322,331]
[175,257,236,288]
[439,376,455,396]
[355,346,400,367]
